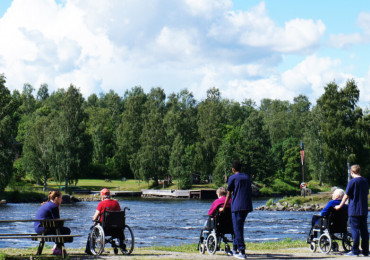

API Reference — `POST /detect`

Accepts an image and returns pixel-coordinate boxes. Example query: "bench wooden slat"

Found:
[0,218,72,223]
[0,233,38,236]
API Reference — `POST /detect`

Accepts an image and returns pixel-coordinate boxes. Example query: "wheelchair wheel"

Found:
[318,233,332,254]
[120,225,134,255]
[342,233,353,253]
[309,242,317,252]
[89,224,105,255]
[206,233,217,255]
[198,241,205,254]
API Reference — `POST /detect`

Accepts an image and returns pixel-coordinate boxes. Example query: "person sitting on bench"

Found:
[34,191,71,255]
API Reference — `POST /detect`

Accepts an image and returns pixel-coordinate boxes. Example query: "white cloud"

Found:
[329,12,370,48]
[184,0,231,17]
[222,55,356,104]
[208,2,325,54]
[0,0,367,108]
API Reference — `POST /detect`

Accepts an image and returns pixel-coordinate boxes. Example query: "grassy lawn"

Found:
[147,239,307,253]
[0,239,308,258]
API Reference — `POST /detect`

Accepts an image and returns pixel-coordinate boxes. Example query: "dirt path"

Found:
[58,248,359,259]
[2,247,361,259]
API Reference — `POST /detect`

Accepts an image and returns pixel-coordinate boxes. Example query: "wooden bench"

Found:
[0,219,81,258]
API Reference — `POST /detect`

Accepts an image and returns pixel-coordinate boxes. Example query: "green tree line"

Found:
[1,73,369,192]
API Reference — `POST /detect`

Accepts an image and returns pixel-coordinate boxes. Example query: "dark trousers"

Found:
[232,211,248,253]
[35,226,71,235]
[350,216,369,255]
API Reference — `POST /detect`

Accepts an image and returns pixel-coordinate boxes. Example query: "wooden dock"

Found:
[89,189,217,199]
[141,189,217,199]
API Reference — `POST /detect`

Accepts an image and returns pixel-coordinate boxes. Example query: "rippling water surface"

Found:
[0,198,360,248]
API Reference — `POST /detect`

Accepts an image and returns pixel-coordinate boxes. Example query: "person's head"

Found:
[351,164,361,176]
[100,188,111,200]
[216,187,227,198]
[332,188,345,200]
[46,190,62,206]
[232,161,242,173]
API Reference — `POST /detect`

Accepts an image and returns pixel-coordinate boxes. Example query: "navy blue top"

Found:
[227,172,253,213]
[346,177,369,217]
[34,201,60,232]
[321,199,347,216]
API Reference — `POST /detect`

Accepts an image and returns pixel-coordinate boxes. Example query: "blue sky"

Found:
[0,0,369,108]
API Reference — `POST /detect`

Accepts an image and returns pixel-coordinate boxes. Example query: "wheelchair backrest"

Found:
[215,207,233,234]
[102,210,126,230]
[327,207,348,233]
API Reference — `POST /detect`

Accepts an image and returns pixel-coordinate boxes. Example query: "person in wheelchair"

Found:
[307,188,351,253]
[92,188,121,223]
[86,188,122,255]
[309,188,346,232]
[198,187,232,255]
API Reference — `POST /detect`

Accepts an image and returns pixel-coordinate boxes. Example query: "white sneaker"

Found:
[234,252,246,259]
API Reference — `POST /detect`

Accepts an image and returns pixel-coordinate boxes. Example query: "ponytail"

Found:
[41,191,62,205]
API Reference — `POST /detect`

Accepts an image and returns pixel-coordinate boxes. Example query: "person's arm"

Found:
[320,200,335,216]
[334,194,348,210]
[92,210,101,221]
[219,191,231,212]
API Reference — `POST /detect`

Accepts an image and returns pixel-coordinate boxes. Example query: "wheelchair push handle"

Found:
[124,207,130,213]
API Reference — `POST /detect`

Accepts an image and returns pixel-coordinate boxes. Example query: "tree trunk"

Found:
[65,177,69,194]
[43,176,47,191]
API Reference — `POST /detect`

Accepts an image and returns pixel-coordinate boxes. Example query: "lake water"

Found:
[0,198,358,249]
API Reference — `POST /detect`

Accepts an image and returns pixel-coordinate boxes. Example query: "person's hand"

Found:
[334,205,340,210]
[219,207,224,212]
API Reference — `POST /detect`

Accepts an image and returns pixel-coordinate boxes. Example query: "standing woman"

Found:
[34,191,71,255]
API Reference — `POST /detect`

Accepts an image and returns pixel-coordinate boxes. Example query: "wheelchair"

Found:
[307,207,353,254]
[88,207,134,256]
[197,207,234,255]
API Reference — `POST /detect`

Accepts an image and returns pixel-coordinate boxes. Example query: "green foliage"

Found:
[0,75,19,191]
[2,73,369,192]
[315,80,367,184]
[260,179,299,196]
[136,88,168,183]
[266,198,274,207]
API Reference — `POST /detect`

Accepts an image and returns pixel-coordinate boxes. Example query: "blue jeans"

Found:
[350,216,369,255]
[232,211,248,253]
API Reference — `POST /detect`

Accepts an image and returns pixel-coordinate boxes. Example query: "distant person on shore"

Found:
[92,188,121,223]
[335,164,369,257]
[34,191,71,256]
[307,188,346,242]
[220,161,253,259]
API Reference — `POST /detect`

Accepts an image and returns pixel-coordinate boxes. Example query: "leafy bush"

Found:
[259,179,299,196]
[266,198,274,207]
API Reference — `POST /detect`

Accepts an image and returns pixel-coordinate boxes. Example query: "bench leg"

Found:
[61,243,66,258]
[36,240,45,255]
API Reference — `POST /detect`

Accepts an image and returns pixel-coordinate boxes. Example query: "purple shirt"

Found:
[208,196,231,216]
[34,201,60,232]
